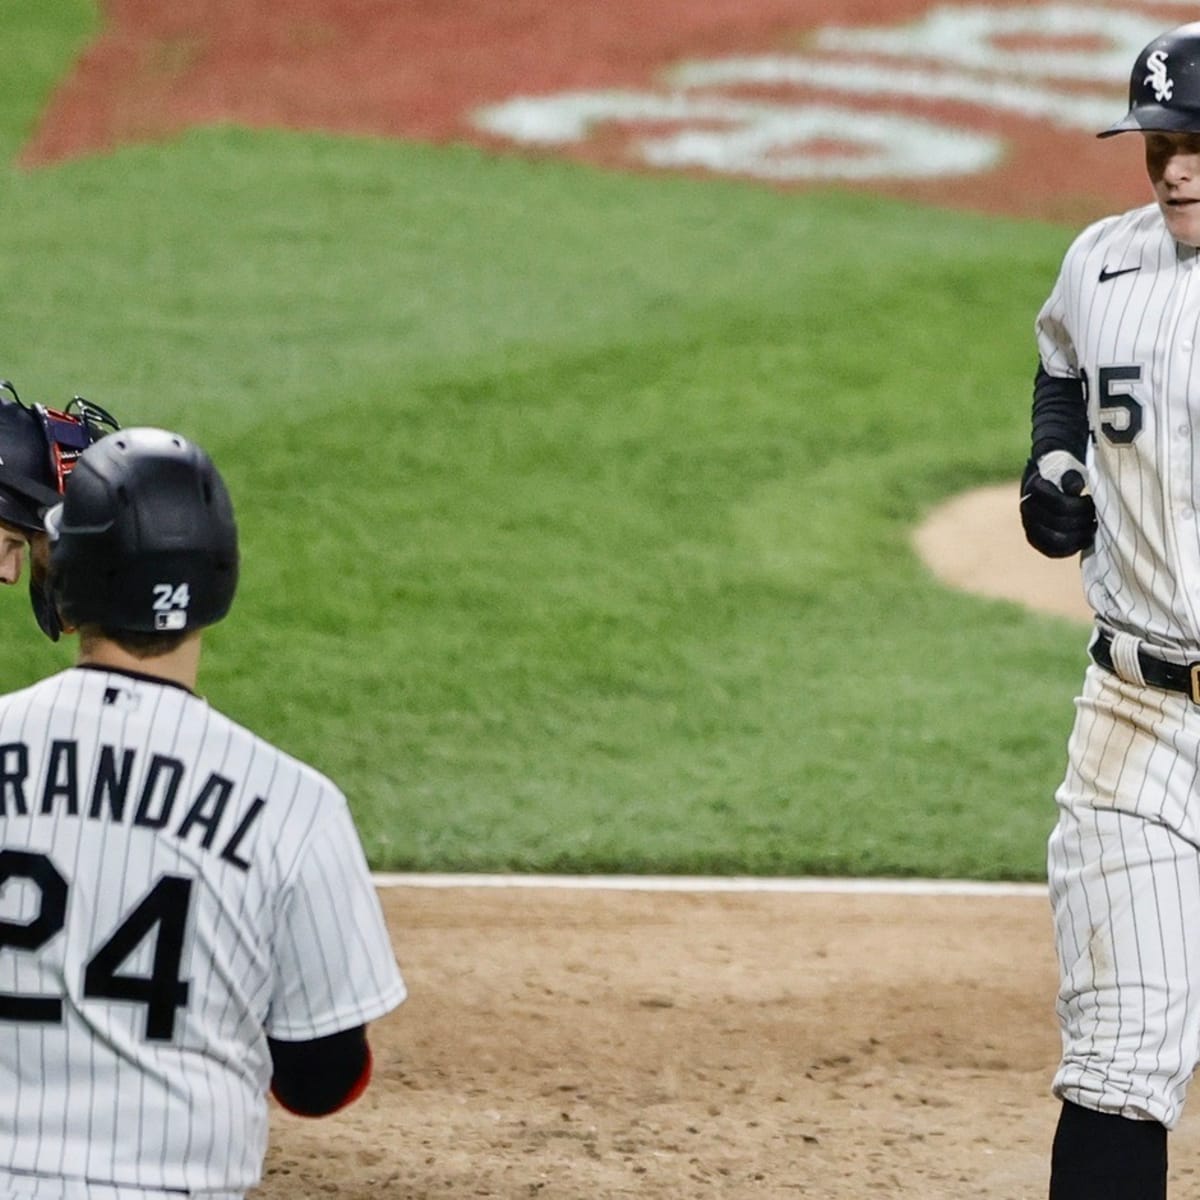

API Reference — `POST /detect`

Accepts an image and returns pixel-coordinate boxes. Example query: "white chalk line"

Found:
[371,872,1046,898]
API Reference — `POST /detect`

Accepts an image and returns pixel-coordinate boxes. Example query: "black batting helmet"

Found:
[48,428,239,635]
[1100,23,1200,138]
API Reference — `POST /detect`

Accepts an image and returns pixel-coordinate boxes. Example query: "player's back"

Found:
[0,664,357,1194]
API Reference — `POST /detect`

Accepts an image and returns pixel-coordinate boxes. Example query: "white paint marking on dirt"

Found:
[474,4,1165,186]
[474,93,1001,180]
[669,58,1116,131]
[815,5,1162,80]
[372,872,1046,897]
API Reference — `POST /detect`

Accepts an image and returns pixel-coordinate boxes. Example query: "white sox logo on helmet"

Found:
[1145,50,1174,102]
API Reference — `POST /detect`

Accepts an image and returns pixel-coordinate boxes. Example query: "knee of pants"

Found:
[1049,801,1200,1134]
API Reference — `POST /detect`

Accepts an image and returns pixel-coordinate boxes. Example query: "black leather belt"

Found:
[1090,630,1200,703]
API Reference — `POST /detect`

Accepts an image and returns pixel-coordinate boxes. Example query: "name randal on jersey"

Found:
[0,740,265,872]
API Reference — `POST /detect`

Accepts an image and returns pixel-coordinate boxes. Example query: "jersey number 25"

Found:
[1094,364,1144,446]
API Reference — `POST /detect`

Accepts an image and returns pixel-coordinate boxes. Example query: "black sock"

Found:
[1049,1099,1167,1199]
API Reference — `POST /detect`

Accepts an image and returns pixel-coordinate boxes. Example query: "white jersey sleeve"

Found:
[1029,201,1200,649]
[266,792,405,1040]
[1035,211,1126,379]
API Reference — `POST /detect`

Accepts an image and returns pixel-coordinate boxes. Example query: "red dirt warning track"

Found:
[24,0,1153,222]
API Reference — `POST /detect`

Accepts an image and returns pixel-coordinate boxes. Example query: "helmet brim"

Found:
[1098,104,1200,138]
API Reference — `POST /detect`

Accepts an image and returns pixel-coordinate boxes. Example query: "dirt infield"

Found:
[252,500,1106,1199]
[253,885,1197,1198]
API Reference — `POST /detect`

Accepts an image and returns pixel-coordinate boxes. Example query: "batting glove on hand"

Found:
[1020,450,1096,558]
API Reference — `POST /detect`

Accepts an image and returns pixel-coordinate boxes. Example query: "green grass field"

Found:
[0,3,1090,878]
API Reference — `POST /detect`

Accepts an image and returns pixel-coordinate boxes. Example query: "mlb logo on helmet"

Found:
[152,581,191,631]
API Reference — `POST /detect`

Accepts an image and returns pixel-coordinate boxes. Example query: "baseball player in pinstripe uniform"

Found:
[0,428,405,1198]
[1022,22,1200,1200]
[0,382,118,638]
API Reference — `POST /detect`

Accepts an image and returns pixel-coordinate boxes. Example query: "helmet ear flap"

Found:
[32,505,65,642]
[32,572,62,642]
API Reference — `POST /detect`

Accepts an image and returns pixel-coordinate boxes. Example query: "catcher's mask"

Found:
[0,381,121,641]
[1100,23,1200,137]
[0,380,120,533]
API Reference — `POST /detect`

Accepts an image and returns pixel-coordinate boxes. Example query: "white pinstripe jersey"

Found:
[1038,202,1200,651]
[0,666,406,1195]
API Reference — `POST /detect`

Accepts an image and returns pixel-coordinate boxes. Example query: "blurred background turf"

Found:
[0,3,1088,877]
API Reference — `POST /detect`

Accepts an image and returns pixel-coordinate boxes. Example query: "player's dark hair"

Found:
[78,625,193,661]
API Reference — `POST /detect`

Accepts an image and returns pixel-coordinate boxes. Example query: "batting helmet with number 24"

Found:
[47,428,239,636]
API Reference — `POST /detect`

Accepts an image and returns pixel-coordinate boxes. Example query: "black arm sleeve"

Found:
[1030,364,1089,463]
[268,1025,370,1117]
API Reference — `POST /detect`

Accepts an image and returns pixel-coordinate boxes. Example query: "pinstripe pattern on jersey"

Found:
[0,667,405,1194]
[1039,198,1200,1129]
[1038,204,1200,652]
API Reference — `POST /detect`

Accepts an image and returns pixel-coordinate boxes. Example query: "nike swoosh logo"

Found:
[1099,264,1140,282]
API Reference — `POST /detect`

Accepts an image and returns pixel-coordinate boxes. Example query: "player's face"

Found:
[1145,131,1200,246]
[0,521,28,585]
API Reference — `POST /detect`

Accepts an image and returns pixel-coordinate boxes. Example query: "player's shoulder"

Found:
[0,668,82,722]
[206,704,347,808]
[1064,203,1163,262]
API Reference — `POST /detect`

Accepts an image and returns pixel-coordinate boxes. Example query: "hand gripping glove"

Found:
[1020,449,1096,558]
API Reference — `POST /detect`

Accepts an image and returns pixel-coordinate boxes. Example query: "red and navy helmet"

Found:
[0,380,119,533]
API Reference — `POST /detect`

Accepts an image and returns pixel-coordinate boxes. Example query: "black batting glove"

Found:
[1020,451,1096,559]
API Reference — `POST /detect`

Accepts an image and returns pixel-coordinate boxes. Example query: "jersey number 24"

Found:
[0,849,191,1042]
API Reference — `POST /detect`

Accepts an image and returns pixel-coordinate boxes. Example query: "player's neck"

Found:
[77,634,202,692]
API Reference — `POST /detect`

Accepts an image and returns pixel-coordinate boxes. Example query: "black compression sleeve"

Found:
[1031,363,1089,462]
[268,1025,370,1116]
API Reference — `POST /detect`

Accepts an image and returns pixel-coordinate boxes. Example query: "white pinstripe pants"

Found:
[1049,662,1200,1130]
[0,1170,242,1199]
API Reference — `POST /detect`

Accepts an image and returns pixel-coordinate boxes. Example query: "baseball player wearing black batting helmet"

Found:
[1099,22,1200,138]
[1024,20,1200,1200]
[0,426,405,1199]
